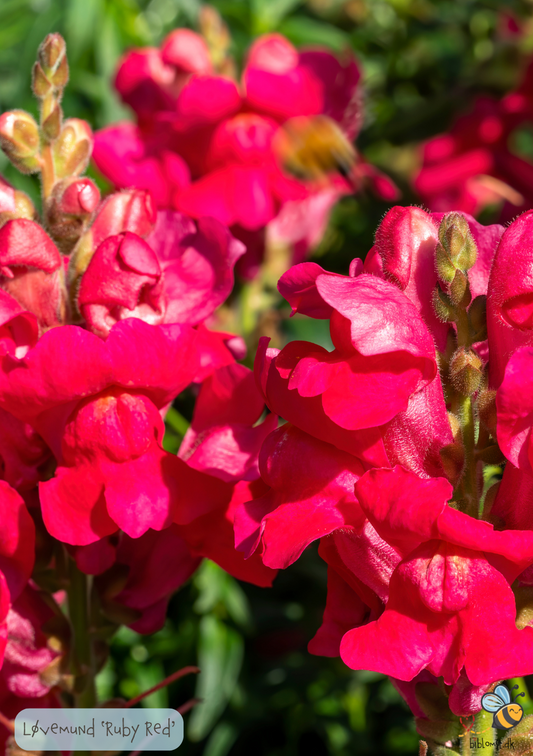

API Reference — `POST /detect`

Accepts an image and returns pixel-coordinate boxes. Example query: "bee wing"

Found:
[481,693,505,712]
[494,685,511,704]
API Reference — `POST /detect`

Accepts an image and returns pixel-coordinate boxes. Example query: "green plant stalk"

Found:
[67,557,97,709]
[461,709,495,755]
[459,394,479,517]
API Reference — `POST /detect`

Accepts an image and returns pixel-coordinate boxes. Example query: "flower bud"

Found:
[414,682,462,749]
[52,118,93,178]
[440,416,465,487]
[41,102,62,142]
[449,269,470,306]
[34,33,68,93]
[415,718,462,746]
[52,177,100,216]
[449,347,484,396]
[435,241,456,285]
[499,714,533,754]
[438,213,477,272]
[89,189,156,245]
[0,110,41,173]
[68,189,156,298]
[46,178,101,251]
[477,388,497,435]
[432,287,456,323]
[0,176,36,226]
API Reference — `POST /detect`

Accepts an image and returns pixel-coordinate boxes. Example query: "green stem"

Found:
[456,308,471,348]
[67,557,97,709]
[461,709,495,755]
[459,394,479,517]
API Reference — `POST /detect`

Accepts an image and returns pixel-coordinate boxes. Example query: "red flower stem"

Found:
[126,699,201,756]
[124,667,200,709]
[177,697,201,715]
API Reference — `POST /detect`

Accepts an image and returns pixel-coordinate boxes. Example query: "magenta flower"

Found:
[414,67,533,220]
[231,204,533,723]
[93,29,395,278]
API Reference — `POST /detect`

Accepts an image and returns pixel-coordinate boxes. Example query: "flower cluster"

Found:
[233,204,533,746]
[414,57,533,220]
[0,33,276,724]
[93,22,397,278]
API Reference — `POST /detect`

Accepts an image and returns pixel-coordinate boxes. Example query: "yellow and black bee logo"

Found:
[481,684,525,730]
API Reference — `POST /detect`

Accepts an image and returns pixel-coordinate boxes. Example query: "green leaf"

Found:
[279,16,350,51]
[203,722,239,756]
[193,561,252,630]
[66,0,103,60]
[251,0,302,34]
[188,615,244,741]
[165,406,190,437]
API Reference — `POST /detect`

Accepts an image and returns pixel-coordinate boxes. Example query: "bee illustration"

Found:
[272,115,356,184]
[481,684,525,730]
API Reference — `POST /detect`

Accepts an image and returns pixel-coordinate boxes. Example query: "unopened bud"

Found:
[450,347,484,395]
[53,178,100,216]
[415,719,462,746]
[435,242,456,285]
[36,34,68,90]
[449,269,470,306]
[0,110,41,173]
[46,178,101,252]
[52,118,92,178]
[0,177,36,226]
[68,189,156,303]
[415,681,456,724]
[32,61,53,98]
[500,714,533,754]
[478,388,497,435]
[414,682,462,748]
[432,287,456,322]
[438,213,477,272]
[42,103,62,141]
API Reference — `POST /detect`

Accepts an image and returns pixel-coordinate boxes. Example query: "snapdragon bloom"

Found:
[94,30,397,278]
[234,204,533,734]
[414,60,533,220]
[0,33,275,699]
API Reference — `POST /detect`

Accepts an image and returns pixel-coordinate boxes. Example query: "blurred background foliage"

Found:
[3,0,533,753]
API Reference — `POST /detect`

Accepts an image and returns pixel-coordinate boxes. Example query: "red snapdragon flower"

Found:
[414,61,533,219]
[233,204,533,719]
[93,31,396,278]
